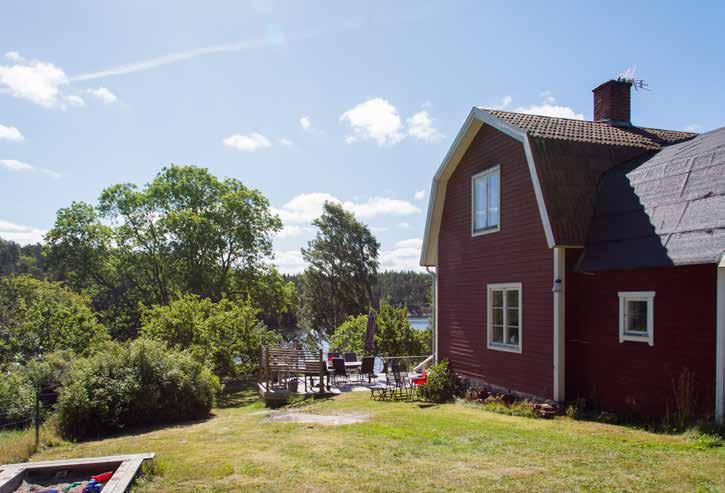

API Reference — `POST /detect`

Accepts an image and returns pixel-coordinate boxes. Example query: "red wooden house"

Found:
[420,79,725,421]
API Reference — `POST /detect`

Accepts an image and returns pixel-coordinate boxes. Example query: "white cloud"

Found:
[279,138,293,147]
[0,124,24,142]
[407,110,443,142]
[0,54,69,107]
[414,189,425,201]
[514,103,584,120]
[4,51,22,62]
[496,95,513,109]
[65,95,85,107]
[398,222,410,229]
[273,249,307,274]
[684,123,702,133]
[276,225,306,239]
[0,219,46,245]
[299,116,311,130]
[274,192,420,225]
[380,238,424,272]
[340,98,404,145]
[86,87,117,104]
[346,197,420,219]
[0,159,61,179]
[223,132,272,151]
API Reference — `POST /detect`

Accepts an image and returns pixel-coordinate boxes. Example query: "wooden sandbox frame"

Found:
[0,453,154,493]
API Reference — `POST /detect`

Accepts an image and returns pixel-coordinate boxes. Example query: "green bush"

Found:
[57,338,220,439]
[329,315,367,355]
[420,360,458,403]
[0,275,108,367]
[0,369,34,424]
[141,294,280,378]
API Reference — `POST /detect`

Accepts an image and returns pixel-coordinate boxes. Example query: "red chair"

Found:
[410,370,427,398]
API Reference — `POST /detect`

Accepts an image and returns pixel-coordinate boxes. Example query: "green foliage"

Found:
[373,271,431,317]
[300,202,379,335]
[141,294,280,377]
[44,165,286,338]
[0,238,46,278]
[329,315,367,355]
[0,369,34,423]
[375,300,429,356]
[0,275,108,367]
[329,301,431,357]
[57,338,220,439]
[421,360,458,403]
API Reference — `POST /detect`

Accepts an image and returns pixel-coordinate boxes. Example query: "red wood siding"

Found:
[566,259,716,418]
[438,125,554,400]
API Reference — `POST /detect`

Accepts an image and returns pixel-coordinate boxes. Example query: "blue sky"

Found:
[1,1,723,273]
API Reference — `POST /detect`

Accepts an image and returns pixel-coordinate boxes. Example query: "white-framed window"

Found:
[618,291,655,346]
[472,165,500,236]
[487,282,522,353]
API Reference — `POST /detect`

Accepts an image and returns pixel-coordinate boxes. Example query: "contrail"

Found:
[69,36,276,82]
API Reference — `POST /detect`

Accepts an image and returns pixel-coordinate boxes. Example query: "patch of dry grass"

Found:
[0,419,62,465]
[16,387,725,492]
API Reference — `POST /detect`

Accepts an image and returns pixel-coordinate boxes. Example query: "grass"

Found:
[0,419,62,465]
[6,386,724,492]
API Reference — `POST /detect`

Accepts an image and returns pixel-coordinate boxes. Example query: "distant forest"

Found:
[1,238,432,318]
[284,270,431,317]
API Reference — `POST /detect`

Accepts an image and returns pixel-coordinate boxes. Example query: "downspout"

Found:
[426,266,438,363]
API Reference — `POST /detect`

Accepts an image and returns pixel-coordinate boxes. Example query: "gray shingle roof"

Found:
[579,127,725,271]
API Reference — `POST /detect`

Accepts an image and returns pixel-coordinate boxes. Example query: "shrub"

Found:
[0,275,108,367]
[329,315,367,355]
[0,369,34,425]
[57,338,220,439]
[141,294,280,378]
[420,360,458,403]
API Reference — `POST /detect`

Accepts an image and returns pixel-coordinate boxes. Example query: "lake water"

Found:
[407,316,430,331]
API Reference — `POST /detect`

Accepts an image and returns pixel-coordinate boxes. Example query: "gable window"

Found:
[472,166,500,235]
[487,282,522,353]
[618,291,655,346]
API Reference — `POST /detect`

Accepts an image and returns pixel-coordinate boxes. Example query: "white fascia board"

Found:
[419,108,555,267]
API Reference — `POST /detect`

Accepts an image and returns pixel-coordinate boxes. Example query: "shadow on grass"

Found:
[217,380,260,409]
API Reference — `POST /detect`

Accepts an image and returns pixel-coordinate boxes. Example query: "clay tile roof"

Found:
[484,109,696,150]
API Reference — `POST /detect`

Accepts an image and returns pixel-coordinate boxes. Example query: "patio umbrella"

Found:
[364,310,377,355]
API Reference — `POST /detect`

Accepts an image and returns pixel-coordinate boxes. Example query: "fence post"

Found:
[265,346,271,393]
[319,348,325,395]
[34,383,40,451]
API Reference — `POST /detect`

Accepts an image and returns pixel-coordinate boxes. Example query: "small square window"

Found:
[618,292,655,346]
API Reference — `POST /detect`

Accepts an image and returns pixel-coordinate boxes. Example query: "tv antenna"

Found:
[618,66,650,91]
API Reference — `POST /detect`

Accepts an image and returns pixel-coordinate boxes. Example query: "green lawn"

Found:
[20,388,725,493]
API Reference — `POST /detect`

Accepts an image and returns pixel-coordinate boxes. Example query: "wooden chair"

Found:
[331,358,348,385]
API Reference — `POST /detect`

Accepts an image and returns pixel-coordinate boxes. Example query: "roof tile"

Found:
[484,109,696,149]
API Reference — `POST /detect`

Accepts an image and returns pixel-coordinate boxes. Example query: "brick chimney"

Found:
[593,79,632,125]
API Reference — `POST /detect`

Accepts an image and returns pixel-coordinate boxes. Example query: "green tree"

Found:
[0,275,108,367]
[329,301,431,357]
[140,294,280,377]
[300,202,380,335]
[329,315,367,355]
[44,165,290,337]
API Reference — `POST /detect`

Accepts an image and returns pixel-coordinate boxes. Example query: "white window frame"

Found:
[471,165,501,237]
[618,291,655,346]
[487,282,522,353]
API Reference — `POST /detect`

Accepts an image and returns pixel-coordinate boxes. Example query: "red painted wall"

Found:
[438,125,554,399]
[566,258,716,418]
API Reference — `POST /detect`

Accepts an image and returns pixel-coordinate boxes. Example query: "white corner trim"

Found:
[419,108,555,267]
[716,263,724,423]
[618,291,655,346]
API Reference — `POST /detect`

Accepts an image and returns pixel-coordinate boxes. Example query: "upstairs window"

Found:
[487,282,522,353]
[472,166,500,235]
[618,291,655,346]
